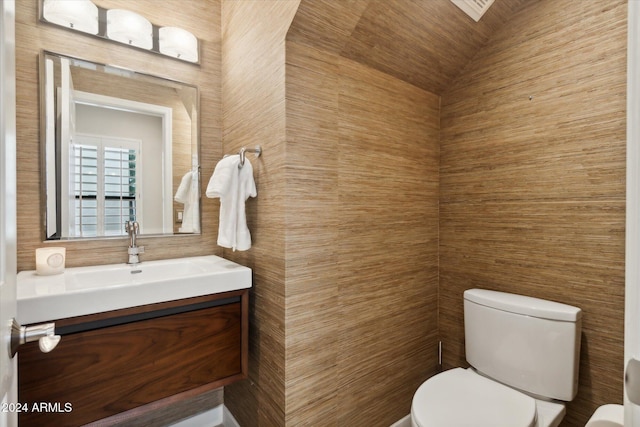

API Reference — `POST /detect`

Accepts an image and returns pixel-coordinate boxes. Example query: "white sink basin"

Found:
[17,255,252,324]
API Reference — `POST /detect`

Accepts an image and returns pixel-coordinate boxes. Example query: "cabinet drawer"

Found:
[19,295,244,427]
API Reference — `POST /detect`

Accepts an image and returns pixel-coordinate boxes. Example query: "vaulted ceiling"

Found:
[288,0,532,94]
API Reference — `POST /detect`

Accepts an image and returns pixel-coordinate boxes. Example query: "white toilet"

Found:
[411,289,582,427]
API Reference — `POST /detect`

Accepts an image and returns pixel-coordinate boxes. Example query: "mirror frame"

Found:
[39,50,201,242]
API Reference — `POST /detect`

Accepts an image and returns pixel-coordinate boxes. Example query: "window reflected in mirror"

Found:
[72,137,139,238]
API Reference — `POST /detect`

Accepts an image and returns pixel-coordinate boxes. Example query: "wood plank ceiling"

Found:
[289,0,533,95]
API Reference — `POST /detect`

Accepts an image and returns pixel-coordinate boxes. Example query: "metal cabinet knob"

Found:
[10,318,61,357]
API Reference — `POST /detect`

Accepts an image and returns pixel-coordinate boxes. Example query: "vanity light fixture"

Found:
[159,27,199,63]
[39,0,200,65]
[42,0,99,35]
[106,9,153,50]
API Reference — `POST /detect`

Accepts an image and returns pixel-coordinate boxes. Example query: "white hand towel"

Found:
[175,170,200,233]
[174,171,192,204]
[206,155,239,198]
[206,155,256,251]
[235,158,257,251]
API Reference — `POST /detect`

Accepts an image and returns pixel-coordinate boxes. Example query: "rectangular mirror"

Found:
[40,51,200,240]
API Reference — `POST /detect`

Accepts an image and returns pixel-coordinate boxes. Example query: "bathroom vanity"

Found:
[16,255,251,427]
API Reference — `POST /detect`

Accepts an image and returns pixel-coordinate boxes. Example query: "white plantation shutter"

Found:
[72,143,97,236]
[71,134,141,237]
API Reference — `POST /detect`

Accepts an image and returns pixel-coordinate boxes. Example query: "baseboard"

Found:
[169,404,241,427]
[390,414,411,427]
[223,405,241,427]
[173,405,406,427]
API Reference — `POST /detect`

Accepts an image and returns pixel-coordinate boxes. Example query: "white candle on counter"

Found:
[35,247,66,276]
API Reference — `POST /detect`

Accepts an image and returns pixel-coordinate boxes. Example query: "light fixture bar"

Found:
[40,0,200,64]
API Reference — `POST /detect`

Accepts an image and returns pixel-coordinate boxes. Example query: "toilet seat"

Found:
[411,368,537,427]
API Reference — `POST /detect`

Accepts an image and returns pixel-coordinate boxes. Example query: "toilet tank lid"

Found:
[464,289,582,322]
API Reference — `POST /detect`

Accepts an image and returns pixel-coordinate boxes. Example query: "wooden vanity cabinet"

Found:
[18,289,248,427]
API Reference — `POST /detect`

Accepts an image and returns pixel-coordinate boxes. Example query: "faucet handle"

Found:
[124,220,139,234]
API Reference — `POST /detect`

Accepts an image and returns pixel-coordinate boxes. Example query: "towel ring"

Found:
[239,146,262,168]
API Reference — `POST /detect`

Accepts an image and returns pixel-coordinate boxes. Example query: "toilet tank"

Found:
[464,289,582,401]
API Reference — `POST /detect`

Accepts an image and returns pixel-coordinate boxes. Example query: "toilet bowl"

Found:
[585,404,624,427]
[411,289,582,427]
[411,368,566,427]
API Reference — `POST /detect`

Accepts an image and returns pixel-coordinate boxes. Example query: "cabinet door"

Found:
[19,302,242,427]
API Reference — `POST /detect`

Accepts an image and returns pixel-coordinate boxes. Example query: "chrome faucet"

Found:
[125,220,144,265]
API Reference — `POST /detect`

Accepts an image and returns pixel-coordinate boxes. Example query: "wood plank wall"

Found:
[220,2,301,426]
[439,1,627,426]
[15,0,222,272]
[332,56,440,426]
[284,41,341,426]
[283,27,440,427]
[221,2,440,425]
